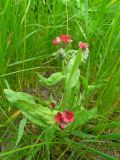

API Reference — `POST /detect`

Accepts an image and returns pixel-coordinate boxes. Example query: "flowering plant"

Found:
[38,34,96,130]
[4,34,97,131]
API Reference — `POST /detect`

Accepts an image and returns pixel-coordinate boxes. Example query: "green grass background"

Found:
[0,0,120,159]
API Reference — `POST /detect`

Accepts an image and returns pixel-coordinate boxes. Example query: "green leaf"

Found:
[87,107,97,119]
[62,51,82,106]
[80,75,88,90]
[69,69,80,88]
[14,100,57,127]
[94,121,120,131]
[66,139,117,160]
[98,133,120,140]
[4,89,35,104]
[72,130,95,139]
[15,117,27,148]
[72,130,120,141]
[72,107,97,129]
[4,89,58,127]
[3,78,11,89]
[67,50,82,82]
[45,128,54,159]
[38,72,65,86]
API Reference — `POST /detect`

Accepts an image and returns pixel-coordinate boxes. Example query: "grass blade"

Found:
[15,117,27,148]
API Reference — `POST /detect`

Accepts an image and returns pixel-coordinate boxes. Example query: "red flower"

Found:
[61,34,72,44]
[79,42,88,49]
[52,37,61,45]
[62,110,74,123]
[54,112,63,124]
[50,103,56,109]
[52,34,72,46]
[54,110,74,130]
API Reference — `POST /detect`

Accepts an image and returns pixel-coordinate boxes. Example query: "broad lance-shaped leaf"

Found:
[68,69,80,88]
[67,50,82,82]
[14,100,57,127]
[4,89,58,127]
[4,89,35,104]
[65,51,82,93]
[62,51,82,107]
[38,72,65,86]
[63,68,80,107]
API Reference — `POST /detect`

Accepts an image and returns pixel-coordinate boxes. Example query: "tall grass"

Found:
[0,0,120,159]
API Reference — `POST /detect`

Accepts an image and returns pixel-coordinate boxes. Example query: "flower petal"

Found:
[54,112,63,124]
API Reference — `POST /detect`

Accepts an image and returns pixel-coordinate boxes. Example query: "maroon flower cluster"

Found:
[52,34,89,51]
[54,110,74,130]
[79,42,89,49]
[52,34,72,46]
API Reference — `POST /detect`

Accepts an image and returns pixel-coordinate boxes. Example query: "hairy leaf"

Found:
[4,89,58,127]
[14,100,57,127]
[38,72,65,86]
[4,89,35,104]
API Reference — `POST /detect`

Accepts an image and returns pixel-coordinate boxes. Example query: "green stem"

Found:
[22,0,27,79]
